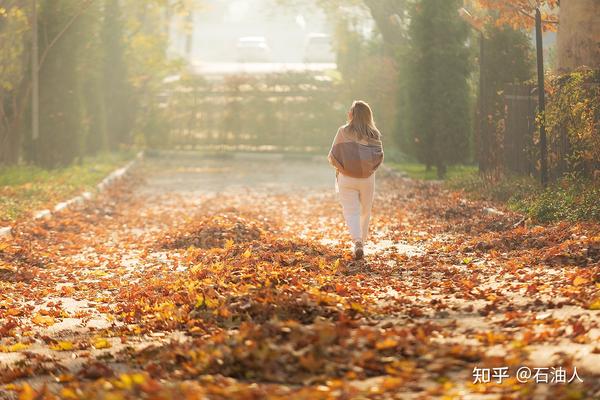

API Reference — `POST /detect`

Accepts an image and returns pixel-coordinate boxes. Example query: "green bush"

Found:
[513,182,600,223]
[449,170,600,223]
[545,69,600,179]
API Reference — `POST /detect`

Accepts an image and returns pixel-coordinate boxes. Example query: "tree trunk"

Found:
[557,0,600,71]
[362,0,408,53]
[0,116,23,165]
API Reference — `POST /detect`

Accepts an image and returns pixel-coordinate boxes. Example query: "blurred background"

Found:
[0,0,598,183]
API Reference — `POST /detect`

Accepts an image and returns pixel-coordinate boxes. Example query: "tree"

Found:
[361,0,409,55]
[406,0,472,178]
[0,2,28,165]
[481,24,535,174]
[472,0,559,30]
[33,0,87,168]
[80,0,108,155]
[556,0,600,71]
[101,0,131,150]
[121,0,182,147]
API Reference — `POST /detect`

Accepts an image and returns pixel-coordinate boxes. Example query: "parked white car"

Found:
[303,33,335,63]
[236,36,272,63]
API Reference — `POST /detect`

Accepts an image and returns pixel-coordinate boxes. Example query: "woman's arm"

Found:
[327,127,343,169]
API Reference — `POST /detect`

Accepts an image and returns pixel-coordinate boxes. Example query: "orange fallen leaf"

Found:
[32,313,55,327]
[375,337,399,350]
[18,384,35,400]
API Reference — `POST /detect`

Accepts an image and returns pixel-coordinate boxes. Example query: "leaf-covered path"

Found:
[1,155,599,399]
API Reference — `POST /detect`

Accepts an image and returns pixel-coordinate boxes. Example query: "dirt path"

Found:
[1,154,599,399]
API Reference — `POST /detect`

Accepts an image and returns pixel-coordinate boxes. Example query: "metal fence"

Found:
[503,84,538,176]
[156,72,344,152]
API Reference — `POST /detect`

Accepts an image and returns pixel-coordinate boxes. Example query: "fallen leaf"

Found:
[92,337,112,350]
[50,341,74,351]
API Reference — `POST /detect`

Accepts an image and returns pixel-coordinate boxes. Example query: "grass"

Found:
[0,152,135,224]
[509,180,600,223]
[388,162,478,181]
[447,171,600,223]
[390,161,600,223]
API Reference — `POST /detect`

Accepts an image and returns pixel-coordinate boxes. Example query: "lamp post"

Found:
[531,2,548,187]
[459,8,487,173]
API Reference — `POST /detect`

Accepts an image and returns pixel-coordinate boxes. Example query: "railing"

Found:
[502,77,599,182]
[503,84,537,176]
[156,72,344,152]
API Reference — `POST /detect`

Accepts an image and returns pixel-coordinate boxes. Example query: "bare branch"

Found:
[37,0,95,71]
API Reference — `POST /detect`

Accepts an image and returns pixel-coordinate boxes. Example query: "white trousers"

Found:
[336,173,375,243]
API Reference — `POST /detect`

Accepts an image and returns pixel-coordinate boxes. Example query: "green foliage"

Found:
[80,1,109,155]
[544,69,600,179]
[448,172,537,202]
[512,180,600,223]
[0,2,29,165]
[405,0,472,178]
[390,162,477,181]
[333,17,399,141]
[102,0,131,150]
[122,1,185,149]
[481,26,533,86]
[1,0,186,168]
[0,151,133,222]
[162,72,343,150]
[33,0,86,168]
[0,4,27,92]
[449,171,600,223]
[481,24,534,172]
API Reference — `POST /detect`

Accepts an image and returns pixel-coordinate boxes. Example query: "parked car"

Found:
[303,33,335,63]
[236,36,272,63]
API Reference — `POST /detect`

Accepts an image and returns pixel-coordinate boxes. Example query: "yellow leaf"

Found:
[32,313,55,327]
[92,337,112,349]
[4,384,18,391]
[205,297,219,309]
[50,341,74,351]
[243,249,252,258]
[0,343,29,352]
[224,239,234,249]
[131,373,146,384]
[60,388,78,399]
[116,373,143,390]
[195,295,205,308]
[588,298,600,310]
[350,302,364,313]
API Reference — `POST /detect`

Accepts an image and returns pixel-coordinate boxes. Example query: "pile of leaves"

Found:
[160,211,269,249]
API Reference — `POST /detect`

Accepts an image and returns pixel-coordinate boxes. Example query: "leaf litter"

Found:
[0,158,598,399]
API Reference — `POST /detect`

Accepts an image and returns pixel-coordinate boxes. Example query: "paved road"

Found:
[139,153,335,195]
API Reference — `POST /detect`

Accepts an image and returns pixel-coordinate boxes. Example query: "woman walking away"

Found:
[328,100,384,260]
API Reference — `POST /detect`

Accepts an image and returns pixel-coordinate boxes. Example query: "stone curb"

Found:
[0,151,143,240]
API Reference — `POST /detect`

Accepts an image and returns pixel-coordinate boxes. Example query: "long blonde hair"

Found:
[345,100,381,141]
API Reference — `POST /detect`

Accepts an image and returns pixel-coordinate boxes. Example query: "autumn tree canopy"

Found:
[472,0,559,30]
